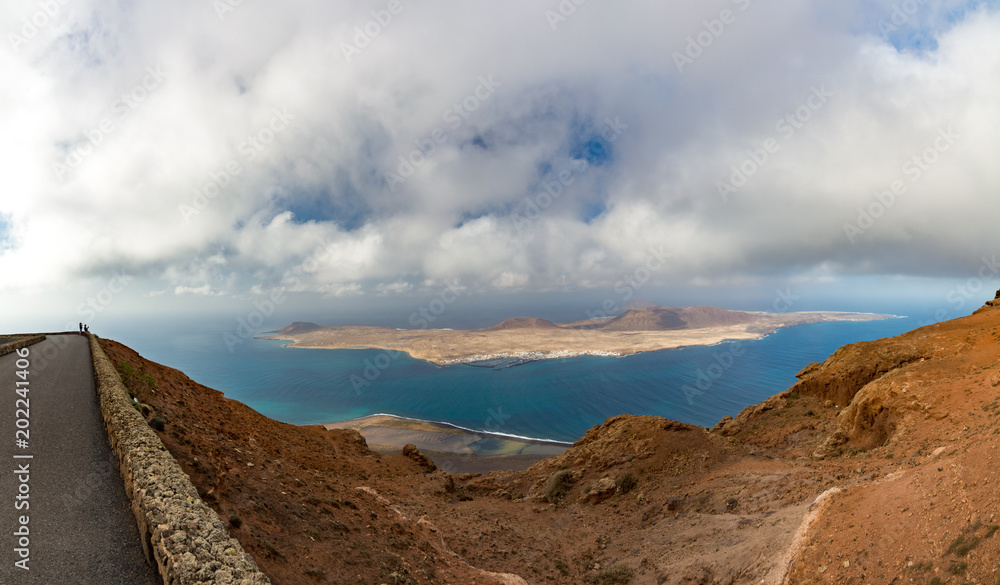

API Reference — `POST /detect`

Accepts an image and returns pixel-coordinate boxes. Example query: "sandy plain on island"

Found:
[276,307,895,471]
[263,308,896,365]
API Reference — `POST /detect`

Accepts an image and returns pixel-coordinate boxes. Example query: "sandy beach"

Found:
[324,414,571,473]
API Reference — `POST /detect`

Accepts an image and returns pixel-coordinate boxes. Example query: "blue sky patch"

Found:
[572,137,611,166]
[567,115,615,167]
[0,214,13,252]
[879,0,988,53]
[273,177,371,231]
[454,209,497,229]
[581,200,607,224]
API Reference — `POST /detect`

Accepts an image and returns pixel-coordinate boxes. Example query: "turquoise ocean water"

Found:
[99,311,934,443]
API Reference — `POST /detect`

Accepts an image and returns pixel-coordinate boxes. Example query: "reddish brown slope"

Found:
[99,339,522,585]
[98,293,1000,584]
[780,301,1000,583]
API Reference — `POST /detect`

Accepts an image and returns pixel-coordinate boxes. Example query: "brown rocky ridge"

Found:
[485,317,562,331]
[597,305,756,331]
[100,293,1000,584]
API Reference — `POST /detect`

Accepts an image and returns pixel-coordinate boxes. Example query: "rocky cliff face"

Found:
[100,296,1000,584]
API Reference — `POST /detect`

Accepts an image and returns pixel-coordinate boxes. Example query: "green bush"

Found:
[304,567,325,580]
[553,558,569,576]
[118,361,157,401]
[588,565,633,585]
[149,417,166,431]
[946,521,999,557]
[545,470,575,503]
[616,473,638,495]
[229,514,242,528]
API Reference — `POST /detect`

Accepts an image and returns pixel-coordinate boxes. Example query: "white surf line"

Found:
[357,412,575,446]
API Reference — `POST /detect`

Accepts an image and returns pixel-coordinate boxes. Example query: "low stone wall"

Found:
[88,334,271,585]
[0,334,47,357]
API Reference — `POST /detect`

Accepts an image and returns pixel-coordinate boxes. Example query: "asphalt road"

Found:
[0,334,160,584]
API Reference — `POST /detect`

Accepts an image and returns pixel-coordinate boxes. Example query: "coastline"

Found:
[323,414,572,472]
[330,412,574,446]
[263,310,897,366]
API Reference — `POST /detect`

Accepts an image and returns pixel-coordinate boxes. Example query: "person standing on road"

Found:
[79,322,83,335]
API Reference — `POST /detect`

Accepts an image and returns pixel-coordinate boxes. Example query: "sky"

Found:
[1,0,998,333]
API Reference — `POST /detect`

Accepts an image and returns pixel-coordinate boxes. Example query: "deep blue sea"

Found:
[99,313,933,443]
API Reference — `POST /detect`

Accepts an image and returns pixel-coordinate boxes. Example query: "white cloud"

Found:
[174,285,222,296]
[0,0,997,314]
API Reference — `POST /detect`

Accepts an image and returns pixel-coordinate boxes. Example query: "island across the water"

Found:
[262,305,895,366]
